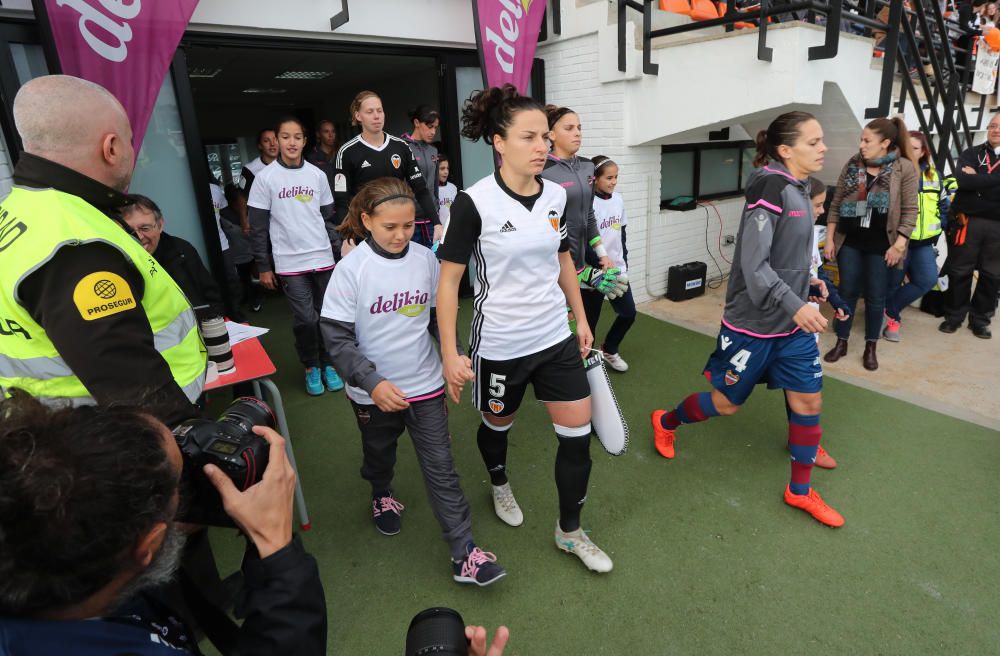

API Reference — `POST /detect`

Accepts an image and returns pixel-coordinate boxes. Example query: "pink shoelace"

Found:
[461,547,497,579]
[373,496,404,517]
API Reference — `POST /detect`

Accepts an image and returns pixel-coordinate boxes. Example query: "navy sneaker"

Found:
[452,542,506,587]
[372,493,404,536]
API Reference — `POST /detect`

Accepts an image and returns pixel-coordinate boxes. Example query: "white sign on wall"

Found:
[0,0,33,9]
[973,38,1000,95]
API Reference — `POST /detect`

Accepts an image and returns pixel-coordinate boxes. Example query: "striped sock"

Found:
[788,412,822,496]
[660,392,719,430]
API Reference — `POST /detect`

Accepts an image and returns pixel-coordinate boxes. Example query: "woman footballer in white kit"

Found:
[436,85,613,573]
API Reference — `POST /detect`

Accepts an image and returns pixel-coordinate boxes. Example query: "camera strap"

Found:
[179,568,242,655]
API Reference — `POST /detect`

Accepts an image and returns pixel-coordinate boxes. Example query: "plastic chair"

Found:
[661,0,692,15]
[691,0,721,20]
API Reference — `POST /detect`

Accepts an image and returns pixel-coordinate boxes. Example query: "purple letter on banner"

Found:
[40,0,201,156]
[472,0,547,92]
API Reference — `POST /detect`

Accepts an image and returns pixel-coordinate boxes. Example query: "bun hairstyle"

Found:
[337,177,415,244]
[460,84,544,144]
[864,117,919,171]
[544,104,576,129]
[409,105,440,125]
[350,90,381,127]
[752,111,817,168]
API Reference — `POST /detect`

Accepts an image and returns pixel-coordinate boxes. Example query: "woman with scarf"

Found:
[823,117,918,371]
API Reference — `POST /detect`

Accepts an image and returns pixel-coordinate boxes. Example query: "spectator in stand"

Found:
[883,131,948,342]
[823,117,918,371]
[939,114,1000,338]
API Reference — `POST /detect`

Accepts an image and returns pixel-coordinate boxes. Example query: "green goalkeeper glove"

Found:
[579,266,629,299]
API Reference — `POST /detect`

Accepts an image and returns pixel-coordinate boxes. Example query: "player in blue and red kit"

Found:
[650,112,845,527]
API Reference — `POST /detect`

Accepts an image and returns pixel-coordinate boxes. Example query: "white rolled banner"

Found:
[583,351,629,456]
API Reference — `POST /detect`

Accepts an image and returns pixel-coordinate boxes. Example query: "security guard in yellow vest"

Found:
[0,75,205,425]
[883,150,948,342]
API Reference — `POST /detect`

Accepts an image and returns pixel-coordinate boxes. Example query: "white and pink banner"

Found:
[37,0,200,155]
[472,0,547,92]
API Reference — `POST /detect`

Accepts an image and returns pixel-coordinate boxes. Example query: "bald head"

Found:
[14,75,135,191]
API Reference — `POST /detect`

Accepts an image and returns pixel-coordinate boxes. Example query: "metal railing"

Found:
[617,0,987,171]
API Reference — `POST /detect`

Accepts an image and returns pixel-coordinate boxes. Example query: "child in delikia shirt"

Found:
[591,155,636,373]
[319,177,505,587]
[807,177,850,322]
[437,153,458,234]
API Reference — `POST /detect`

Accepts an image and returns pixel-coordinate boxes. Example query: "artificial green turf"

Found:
[206,292,1000,655]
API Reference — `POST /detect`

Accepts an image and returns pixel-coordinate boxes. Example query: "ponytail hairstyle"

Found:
[807,176,827,199]
[337,177,415,244]
[350,90,381,127]
[752,111,817,168]
[460,84,545,145]
[865,117,919,171]
[908,129,934,179]
[408,105,440,126]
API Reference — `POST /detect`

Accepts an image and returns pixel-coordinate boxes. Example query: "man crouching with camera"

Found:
[0,391,327,655]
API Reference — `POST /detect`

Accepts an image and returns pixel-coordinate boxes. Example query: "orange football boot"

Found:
[651,410,676,459]
[783,486,845,527]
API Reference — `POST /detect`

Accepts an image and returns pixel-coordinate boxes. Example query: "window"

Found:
[660,141,755,208]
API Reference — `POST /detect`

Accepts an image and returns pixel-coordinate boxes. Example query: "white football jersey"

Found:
[321,241,443,405]
[593,191,627,273]
[438,172,571,360]
[247,160,334,275]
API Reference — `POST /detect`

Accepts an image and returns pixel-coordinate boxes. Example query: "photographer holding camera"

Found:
[0,392,327,655]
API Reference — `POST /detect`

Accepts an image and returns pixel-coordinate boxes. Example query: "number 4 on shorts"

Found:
[729,349,752,373]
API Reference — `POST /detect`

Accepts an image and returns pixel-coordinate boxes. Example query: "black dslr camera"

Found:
[172,397,274,524]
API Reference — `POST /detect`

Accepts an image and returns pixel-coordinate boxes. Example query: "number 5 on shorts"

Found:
[729,349,752,373]
[489,373,506,398]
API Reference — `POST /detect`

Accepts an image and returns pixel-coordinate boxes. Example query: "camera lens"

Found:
[405,607,467,656]
[219,396,275,433]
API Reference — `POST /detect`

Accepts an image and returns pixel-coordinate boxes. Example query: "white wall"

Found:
[539,31,740,305]
[190,0,475,47]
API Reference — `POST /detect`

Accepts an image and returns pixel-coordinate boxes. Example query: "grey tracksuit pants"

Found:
[279,269,333,369]
[350,393,474,560]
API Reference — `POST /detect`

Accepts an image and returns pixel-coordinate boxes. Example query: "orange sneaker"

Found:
[815,445,837,469]
[783,486,844,527]
[785,444,838,469]
[650,410,676,459]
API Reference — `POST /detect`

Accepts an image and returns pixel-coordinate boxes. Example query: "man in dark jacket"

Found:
[941,116,1000,339]
[121,195,226,319]
[0,392,327,655]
